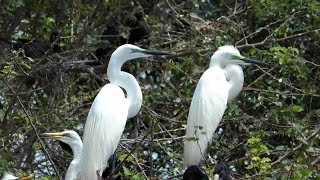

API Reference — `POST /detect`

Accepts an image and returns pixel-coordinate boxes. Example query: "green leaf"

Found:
[20,61,31,69]
[32,142,42,150]
[123,167,133,176]
[36,176,50,180]
[292,105,304,112]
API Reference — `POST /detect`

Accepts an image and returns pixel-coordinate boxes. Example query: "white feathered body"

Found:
[77,84,128,180]
[65,155,80,180]
[184,66,229,166]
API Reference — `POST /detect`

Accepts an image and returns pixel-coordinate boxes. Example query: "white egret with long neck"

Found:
[184,45,267,166]
[77,44,170,179]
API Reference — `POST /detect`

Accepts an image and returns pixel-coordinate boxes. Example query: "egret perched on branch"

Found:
[184,45,267,166]
[40,130,119,180]
[40,130,82,180]
[77,44,170,179]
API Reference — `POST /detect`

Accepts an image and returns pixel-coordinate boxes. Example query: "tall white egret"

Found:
[77,44,170,179]
[184,45,267,166]
[40,130,82,180]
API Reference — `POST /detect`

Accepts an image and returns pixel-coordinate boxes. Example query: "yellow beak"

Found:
[39,132,66,139]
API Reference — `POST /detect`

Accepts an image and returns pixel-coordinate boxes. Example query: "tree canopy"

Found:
[0,0,319,179]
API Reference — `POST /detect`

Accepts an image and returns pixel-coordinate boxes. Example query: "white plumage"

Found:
[184,45,266,166]
[40,130,83,180]
[78,84,128,179]
[77,44,170,179]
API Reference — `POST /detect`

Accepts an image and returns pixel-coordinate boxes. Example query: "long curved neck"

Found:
[224,64,244,102]
[107,54,142,118]
[65,141,83,180]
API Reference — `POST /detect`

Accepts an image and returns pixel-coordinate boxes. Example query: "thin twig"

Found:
[2,80,62,180]
[118,144,149,179]
[105,127,153,180]
[257,66,320,97]
[149,116,154,179]
[271,127,320,166]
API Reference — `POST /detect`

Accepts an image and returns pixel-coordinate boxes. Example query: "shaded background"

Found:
[0,0,319,179]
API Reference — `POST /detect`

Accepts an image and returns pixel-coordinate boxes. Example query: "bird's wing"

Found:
[78,84,128,180]
[184,68,228,166]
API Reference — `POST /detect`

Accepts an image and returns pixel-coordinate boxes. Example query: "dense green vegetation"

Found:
[0,0,319,179]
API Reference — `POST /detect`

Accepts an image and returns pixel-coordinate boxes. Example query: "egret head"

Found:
[39,130,81,146]
[209,45,267,67]
[111,44,171,61]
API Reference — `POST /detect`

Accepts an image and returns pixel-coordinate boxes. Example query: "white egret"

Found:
[1,173,18,180]
[77,44,170,179]
[1,173,32,180]
[40,130,119,180]
[184,45,267,166]
[40,130,82,180]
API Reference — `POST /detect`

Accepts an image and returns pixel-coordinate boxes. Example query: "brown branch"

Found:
[311,156,320,167]
[236,12,310,49]
[244,87,318,97]
[257,66,320,97]
[149,116,154,179]
[303,58,320,68]
[271,127,320,166]
[277,29,320,42]
[118,143,149,179]
[143,105,184,148]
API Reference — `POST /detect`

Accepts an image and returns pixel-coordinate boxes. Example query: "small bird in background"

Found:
[182,165,209,180]
[12,31,60,58]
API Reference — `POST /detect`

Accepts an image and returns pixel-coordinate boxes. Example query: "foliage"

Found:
[0,0,320,179]
[245,132,271,174]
